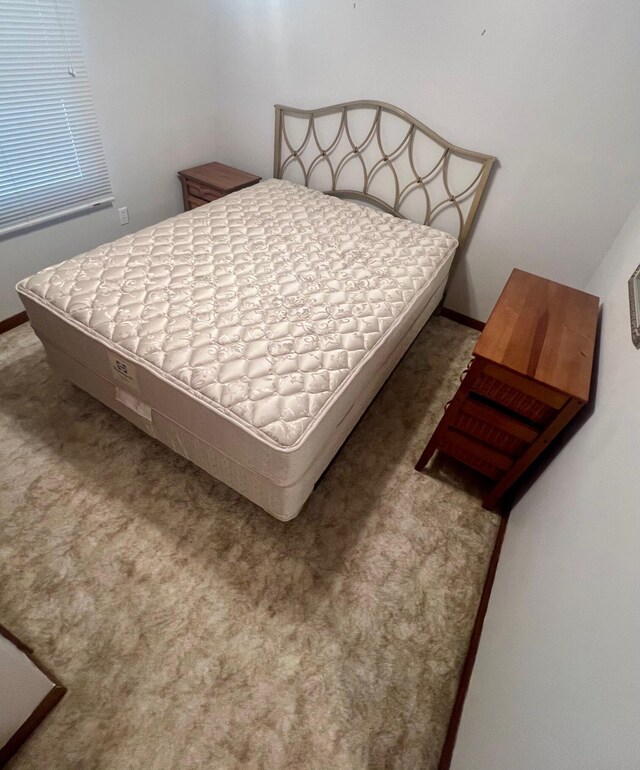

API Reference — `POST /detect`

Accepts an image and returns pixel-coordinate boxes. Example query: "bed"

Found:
[17,101,495,520]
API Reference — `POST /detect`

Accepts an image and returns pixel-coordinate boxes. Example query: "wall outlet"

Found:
[118,206,129,225]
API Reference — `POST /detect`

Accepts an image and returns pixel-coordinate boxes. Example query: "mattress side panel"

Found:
[19,292,295,483]
[39,338,310,521]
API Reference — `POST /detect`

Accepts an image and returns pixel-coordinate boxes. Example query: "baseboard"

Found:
[438,512,509,770]
[0,310,28,335]
[440,307,485,332]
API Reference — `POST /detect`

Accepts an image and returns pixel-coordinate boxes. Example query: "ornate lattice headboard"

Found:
[273,100,495,252]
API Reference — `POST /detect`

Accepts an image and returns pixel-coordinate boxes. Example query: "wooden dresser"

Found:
[416,269,599,510]
[177,162,261,211]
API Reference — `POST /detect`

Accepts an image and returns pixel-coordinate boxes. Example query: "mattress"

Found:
[17,179,458,519]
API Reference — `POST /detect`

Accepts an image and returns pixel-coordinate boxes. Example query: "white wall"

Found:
[211,0,640,320]
[0,0,218,319]
[451,201,640,769]
[4,1,640,322]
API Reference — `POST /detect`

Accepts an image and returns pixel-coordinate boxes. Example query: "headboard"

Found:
[273,100,495,252]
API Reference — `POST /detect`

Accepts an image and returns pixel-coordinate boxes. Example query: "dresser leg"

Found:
[415,439,439,471]
[415,360,479,472]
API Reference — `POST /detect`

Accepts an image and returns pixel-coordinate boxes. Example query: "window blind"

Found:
[0,0,113,236]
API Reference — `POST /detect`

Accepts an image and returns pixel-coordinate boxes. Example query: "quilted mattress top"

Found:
[18,179,457,448]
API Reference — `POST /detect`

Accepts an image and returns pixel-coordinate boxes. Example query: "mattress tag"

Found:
[108,351,140,392]
[115,387,152,421]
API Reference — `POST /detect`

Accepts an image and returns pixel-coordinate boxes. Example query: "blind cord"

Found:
[52,0,75,76]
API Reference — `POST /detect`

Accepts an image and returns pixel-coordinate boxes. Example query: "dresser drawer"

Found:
[469,363,566,425]
[187,194,209,209]
[186,180,222,202]
[452,398,538,457]
[439,430,513,480]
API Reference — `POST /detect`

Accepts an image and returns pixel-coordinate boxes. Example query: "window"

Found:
[0,0,113,236]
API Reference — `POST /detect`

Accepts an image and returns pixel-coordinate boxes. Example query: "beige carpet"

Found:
[0,316,499,770]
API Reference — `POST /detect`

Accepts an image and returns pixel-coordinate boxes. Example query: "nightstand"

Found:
[177,162,261,211]
[416,269,599,511]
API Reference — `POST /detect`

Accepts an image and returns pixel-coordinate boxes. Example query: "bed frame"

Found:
[273,100,495,253]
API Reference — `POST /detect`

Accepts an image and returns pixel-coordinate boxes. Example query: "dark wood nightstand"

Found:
[416,269,599,511]
[177,162,261,211]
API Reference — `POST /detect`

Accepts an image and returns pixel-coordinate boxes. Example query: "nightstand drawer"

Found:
[439,430,514,480]
[186,180,222,202]
[187,194,209,209]
[452,398,538,457]
[469,363,566,425]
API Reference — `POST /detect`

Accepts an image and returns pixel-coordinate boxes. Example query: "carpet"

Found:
[0,316,499,770]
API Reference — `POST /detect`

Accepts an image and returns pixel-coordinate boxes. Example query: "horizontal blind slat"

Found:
[0,0,112,233]
[0,196,115,236]
[2,189,114,221]
[0,162,110,192]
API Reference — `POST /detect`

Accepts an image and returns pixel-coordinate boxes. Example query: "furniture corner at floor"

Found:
[416,269,600,512]
[177,161,261,212]
[0,624,66,766]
